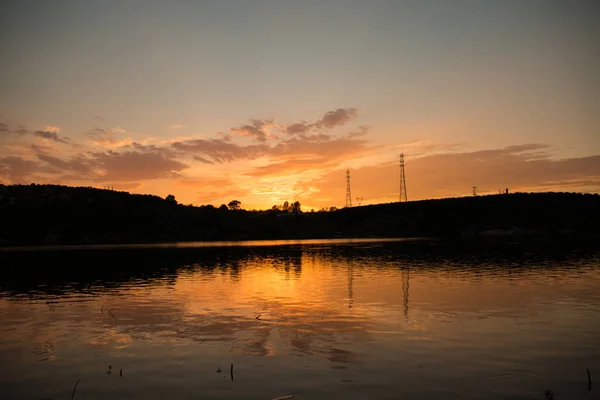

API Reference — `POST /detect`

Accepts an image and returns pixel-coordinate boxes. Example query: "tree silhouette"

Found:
[291,201,301,214]
[228,200,241,210]
[165,194,177,204]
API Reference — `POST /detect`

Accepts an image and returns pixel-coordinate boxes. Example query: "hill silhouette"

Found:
[0,184,599,247]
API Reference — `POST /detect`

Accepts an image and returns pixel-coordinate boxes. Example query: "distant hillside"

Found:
[1,184,599,246]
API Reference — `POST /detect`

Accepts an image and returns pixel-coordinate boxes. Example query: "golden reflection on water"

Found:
[0,242,599,399]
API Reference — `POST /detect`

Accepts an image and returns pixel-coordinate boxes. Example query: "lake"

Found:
[0,239,598,399]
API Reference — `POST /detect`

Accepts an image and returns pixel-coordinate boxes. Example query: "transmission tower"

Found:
[345,169,352,207]
[399,153,407,202]
[472,186,478,196]
[356,196,363,206]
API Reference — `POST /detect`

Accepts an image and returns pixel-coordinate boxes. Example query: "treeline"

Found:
[0,184,599,246]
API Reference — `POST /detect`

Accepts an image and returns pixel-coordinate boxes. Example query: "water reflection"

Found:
[0,241,599,400]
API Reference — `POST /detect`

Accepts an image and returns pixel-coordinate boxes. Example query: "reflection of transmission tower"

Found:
[401,268,409,321]
[399,153,407,202]
[345,169,352,207]
[356,197,363,206]
[347,264,354,309]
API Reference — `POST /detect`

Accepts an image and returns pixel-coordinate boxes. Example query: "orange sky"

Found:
[1,1,599,210]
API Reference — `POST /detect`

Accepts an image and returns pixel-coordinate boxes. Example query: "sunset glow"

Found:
[1,1,598,209]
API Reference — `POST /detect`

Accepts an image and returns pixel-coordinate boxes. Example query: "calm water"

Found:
[0,239,599,399]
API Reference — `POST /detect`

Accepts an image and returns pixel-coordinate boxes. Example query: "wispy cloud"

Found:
[44,125,61,133]
[230,119,278,142]
[396,139,464,157]
[0,156,39,182]
[315,108,359,129]
[85,127,132,148]
[282,107,360,136]
[31,143,59,154]
[33,130,70,144]
[172,138,269,163]
[14,125,29,135]
[90,150,189,182]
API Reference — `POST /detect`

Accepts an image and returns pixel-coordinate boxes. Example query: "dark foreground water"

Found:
[0,239,598,400]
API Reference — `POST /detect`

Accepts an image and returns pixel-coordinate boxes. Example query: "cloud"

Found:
[31,144,58,154]
[0,156,39,182]
[33,130,69,143]
[36,153,95,175]
[296,133,332,142]
[245,158,335,177]
[44,125,61,133]
[86,127,107,136]
[172,129,373,175]
[85,127,132,148]
[91,150,189,182]
[0,123,70,144]
[397,139,464,157]
[14,125,30,135]
[172,138,269,163]
[193,156,215,164]
[170,124,184,129]
[315,108,359,129]
[244,135,375,177]
[282,108,361,136]
[285,122,312,136]
[2,140,191,183]
[348,125,370,138]
[1,107,371,192]
[127,142,177,155]
[230,108,361,141]
[230,119,278,142]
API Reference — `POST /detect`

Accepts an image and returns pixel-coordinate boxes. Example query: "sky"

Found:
[1,0,599,210]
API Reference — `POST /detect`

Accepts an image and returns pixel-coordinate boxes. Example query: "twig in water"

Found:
[544,389,554,400]
[108,308,115,318]
[120,368,123,377]
[587,368,592,391]
[70,379,80,400]
[216,365,221,374]
[271,396,295,400]
[256,314,261,320]
[100,305,104,314]
[230,364,233,381]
